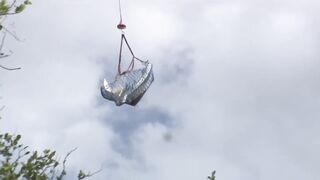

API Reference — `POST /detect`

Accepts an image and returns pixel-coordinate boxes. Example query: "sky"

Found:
[0,0,320,179]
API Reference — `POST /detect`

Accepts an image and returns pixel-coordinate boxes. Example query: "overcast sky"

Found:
[0,0,320,179]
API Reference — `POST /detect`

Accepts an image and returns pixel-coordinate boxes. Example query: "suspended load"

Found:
[101,60,154,106]
[101,0,154,106]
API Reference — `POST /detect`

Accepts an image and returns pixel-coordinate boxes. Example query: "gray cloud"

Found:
[105,107,174,158]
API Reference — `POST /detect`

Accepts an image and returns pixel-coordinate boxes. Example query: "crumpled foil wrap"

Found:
[101,61,154,106]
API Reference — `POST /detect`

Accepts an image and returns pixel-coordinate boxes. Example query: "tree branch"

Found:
[78,168,103,180]
[0,31,21,71]
[2,25,22,41]
[207,170,216,180]
[0,64,21,70]
[9,0,18,10]
[0,32,6,52]
[57,147,78,180]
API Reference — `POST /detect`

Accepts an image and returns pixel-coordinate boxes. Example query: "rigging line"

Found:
[122,34,135,57]
[118,34,124,75]
[118,34,136,75]
[122,35,146,63]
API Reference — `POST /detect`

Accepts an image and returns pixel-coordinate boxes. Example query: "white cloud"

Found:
[1,0,320,180]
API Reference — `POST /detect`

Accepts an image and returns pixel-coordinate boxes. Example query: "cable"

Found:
[118,0,123,23]
[116,0,146,75]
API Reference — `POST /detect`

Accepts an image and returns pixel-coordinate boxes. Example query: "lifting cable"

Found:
[117,0,145,75]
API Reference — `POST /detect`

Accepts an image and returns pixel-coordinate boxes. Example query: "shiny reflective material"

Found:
[101,61,154,106]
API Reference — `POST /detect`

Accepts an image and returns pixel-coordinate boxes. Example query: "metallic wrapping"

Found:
[101,61,154,106]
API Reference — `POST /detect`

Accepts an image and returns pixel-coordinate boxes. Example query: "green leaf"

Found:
[13,135,21,145]
[24,0,32,5]
[48,151,55,159]
[15,4,26,13]
[0,0,9,14]
[43,149,50,154]
[78,170,86,179]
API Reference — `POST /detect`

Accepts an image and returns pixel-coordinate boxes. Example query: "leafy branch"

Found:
[0,132,99,180]
[207,170,216,180]
[0,0,31,71]
[0,0,31,16]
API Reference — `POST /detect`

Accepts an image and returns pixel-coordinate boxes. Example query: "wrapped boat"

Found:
[101,61,154,106]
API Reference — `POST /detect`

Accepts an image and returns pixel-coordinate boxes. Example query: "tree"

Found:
[0,0,31,71]
[0,132,99,180]
[0,0,32,121]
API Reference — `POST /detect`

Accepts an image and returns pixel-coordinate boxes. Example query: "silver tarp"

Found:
[101,61,154,106]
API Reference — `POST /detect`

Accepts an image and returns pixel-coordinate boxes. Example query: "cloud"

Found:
[1,0,320,180]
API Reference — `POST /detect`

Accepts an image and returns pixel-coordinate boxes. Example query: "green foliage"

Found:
[14,4,25,13]
[78,170,87,180]
[0,0,31,15]
[0,0,9,14]
[0,132,94,180]
[24,0,31,5]
[14,0,31,14]
[0,0,32,71]
[207,170,216,180]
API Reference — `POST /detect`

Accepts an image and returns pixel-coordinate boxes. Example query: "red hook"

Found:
[117,22,126,30]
